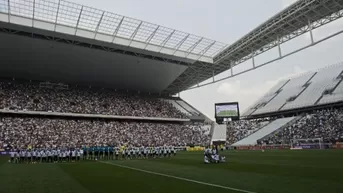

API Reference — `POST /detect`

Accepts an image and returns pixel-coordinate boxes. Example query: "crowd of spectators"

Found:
[226,119,269,145]
[0,81,212,149]
[0,82,187,118]
[261,109,343,144]
[0,117,210,149]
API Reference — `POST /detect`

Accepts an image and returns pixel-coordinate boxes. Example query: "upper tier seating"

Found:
[0,82,188,118]
[243,63,343,116]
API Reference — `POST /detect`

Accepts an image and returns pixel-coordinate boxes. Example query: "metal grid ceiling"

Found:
[0,0,227,58]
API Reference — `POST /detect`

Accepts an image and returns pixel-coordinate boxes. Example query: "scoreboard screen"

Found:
[215,102,239,118]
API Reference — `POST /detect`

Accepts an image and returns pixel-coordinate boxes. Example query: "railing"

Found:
[0,109,190,122]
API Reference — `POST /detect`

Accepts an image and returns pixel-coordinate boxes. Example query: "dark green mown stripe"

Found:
[0,158,90,193]
[108,150,343,193]
[0,150,342,193]
[59,161,238,193]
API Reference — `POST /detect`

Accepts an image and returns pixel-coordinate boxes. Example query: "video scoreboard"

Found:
[215,102,240,122]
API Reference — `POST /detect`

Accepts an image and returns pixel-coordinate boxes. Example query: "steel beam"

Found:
[308,19,314,44]
[158,30,175,52]
[277,36,282,58]
[213,0,332,63]
[129,21,142,46]
[32,0,35,27]
[111,16,124,43]
[166,0,343,93]
[212,70,215,82]
[93,11,104,39]
[182,26,343,92]
[144,25,159,49]
[230,61,233,76]
[54,0,61,31]
[211,44,227,57]
[74,6,83,35]
[185,37,203,57]
[172,34,189,55]
[196,41,216,60]
[7,0,10,22]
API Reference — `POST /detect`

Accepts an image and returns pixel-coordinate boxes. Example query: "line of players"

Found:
[10,148,82,164]
[9,146,177,163]
[83,146,176,161]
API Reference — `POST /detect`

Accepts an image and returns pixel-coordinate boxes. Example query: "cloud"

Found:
[216,65,306,112]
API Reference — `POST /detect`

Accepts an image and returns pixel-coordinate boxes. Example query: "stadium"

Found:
[0,0,343,193]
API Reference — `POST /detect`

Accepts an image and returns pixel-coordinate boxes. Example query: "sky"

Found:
[68,0,343,119]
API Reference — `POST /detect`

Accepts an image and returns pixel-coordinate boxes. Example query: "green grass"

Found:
[0,150,343,193]
[217,110,238,117]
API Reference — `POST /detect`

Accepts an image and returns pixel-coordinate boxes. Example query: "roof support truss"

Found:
[94,11,105,39]
[164,0,343,94]
[111,16,125,43]
[158,30,175,52]
[74,6,83,35]
[144,25,160,49]
[172,34,189,55]
[129,21,143,46]
[186,37,203,57]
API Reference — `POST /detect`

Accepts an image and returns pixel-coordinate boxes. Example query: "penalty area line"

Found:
[99,161,257,193]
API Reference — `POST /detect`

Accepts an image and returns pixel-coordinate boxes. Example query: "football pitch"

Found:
[0,150,342,193]
[217,110,238,117]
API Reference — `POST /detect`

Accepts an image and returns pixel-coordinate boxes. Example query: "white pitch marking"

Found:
[99,161,257,193]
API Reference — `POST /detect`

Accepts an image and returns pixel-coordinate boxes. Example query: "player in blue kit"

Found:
[98,146,102,160]
[83,146,87,160]
[94,146,99,160]
[98,146,103,159]
[90,146,94,160]
[102,146,106,160]
[109,146,114,160]
[104,146,108,160]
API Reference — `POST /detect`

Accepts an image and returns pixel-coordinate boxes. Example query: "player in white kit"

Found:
[58,149,63,162]
[132,148,136,159]
[72,149,76,162]
[62,150,66,162]
[79,148,83,161]
[27,150,32,163]
[77,149,81,161]
[37,150,41,163]
[42,150,47,163]
[32,149,37,163]
[47,150,52,163]
[10,150,15,163]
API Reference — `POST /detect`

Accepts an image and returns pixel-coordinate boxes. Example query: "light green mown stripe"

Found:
[0,150,342,193]
[108,152,342,193]
[59,160,238,193]
[100,161,257,193]
[0,162,91,193]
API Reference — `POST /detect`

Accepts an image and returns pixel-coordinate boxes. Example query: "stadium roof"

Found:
[0,0,227,63]
[214,0,343,64]
[175,0,343,92]
[0,0,343,94]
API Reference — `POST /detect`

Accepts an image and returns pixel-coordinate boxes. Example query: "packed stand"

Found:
[226,119,269,145]
[0,117,210,149]
[263,109,343,144]
[0,81,188,118]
